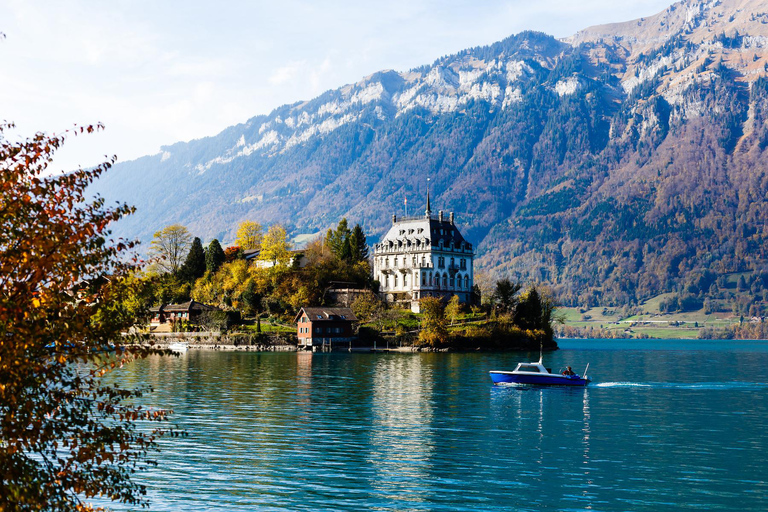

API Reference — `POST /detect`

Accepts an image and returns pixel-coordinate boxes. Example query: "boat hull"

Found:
[490,371,590,387]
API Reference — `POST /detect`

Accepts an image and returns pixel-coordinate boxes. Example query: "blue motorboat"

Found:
[490,360,591,387]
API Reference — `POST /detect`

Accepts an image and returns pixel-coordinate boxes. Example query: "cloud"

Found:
[269,62,304,85]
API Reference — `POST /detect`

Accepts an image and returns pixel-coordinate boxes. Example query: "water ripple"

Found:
[97,347,768,511]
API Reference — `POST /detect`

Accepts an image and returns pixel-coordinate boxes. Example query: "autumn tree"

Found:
[235,220,263,251]
[260,224,292,265]
[180,236,206,282]
[418,297,448,346]
[351,291,385,325]
[0,122,172,510]
[224,245,243,262]
[445,294,462,325]
[149,224,192,275]
[206,238,226,273]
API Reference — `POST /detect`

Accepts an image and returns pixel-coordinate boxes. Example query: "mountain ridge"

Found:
[91,0,768,311]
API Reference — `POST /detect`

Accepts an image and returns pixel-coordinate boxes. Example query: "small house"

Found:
[150,300,220,327]
[295,307,357,349]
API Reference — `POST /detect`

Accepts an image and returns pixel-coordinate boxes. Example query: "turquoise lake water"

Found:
[115,339,768,511]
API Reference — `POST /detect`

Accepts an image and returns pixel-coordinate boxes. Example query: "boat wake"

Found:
[593,381,768,390]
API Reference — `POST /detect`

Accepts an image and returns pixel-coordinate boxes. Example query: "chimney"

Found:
[438,210,443,222]
[392,214,397,224]
[449,212,454,224]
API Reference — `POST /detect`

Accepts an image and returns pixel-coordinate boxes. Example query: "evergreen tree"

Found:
[180,237,206,282]
[494,278,522,314]
[326,218,352,260]
[241,279,262,319]
[349,224,369,262]
[206,239,226,274]
[514,286,556,339]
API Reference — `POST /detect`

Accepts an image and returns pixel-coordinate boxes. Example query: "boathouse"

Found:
[295,307,357,349]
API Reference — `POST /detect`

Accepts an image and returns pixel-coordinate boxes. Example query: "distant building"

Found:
[243,249,309,269]
[149,300,220,327]
[372,193,474,312]
[295,307,357,349]
[325,281,368,307]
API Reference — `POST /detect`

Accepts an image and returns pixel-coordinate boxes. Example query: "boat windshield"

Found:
[517,365,541,373]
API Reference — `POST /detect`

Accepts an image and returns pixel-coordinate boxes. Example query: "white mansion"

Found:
[372,197,474,312]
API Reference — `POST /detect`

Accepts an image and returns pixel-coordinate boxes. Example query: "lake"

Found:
[114,339,768,511]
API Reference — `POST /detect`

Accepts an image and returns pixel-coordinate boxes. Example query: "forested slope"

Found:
[91,0,768,313]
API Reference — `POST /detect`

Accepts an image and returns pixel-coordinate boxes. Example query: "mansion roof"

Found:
[373,212,473,254]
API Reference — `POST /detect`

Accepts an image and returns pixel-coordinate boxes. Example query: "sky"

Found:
[0,0,673,172]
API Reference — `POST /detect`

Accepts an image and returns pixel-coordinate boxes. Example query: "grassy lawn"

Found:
[559,290,751,339]
[239,323,295,333]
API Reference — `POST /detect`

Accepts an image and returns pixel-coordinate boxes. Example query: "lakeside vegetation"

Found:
[0,123,173,510]
[129,219,560,350]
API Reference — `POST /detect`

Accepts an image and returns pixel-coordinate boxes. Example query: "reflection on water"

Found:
[101,342,768,512]
[368,355,434,505]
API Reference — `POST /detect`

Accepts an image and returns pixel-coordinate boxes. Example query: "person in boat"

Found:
[562,366,575,376]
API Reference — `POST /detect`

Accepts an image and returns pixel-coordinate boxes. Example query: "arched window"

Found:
[464,275,470,290]
[442,274,448,288]
[456,274,462,289]
[394,274,398,288]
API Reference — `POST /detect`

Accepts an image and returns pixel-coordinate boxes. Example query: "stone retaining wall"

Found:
[147,332,299,351]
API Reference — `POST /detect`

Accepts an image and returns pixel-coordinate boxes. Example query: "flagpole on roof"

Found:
[426,177,431,216]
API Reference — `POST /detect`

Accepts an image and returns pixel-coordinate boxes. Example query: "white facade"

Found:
[372,207,474,312]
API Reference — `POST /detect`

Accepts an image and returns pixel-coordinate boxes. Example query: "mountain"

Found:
[92,0,768,311]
